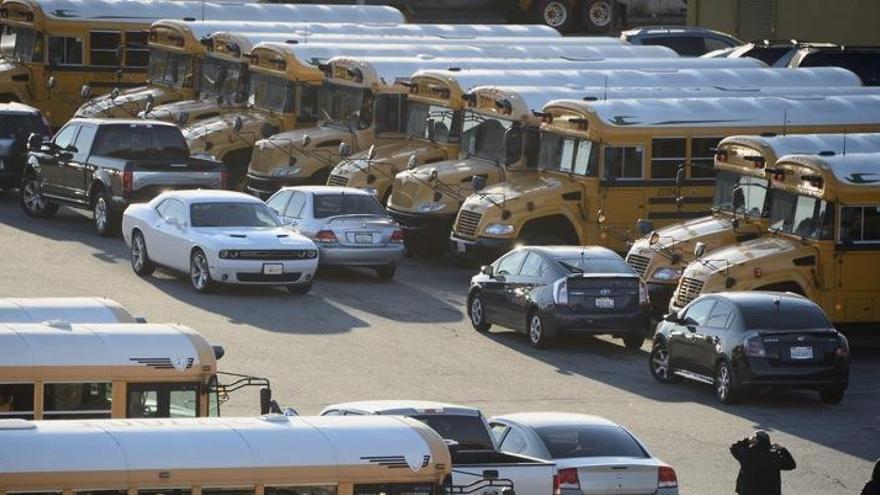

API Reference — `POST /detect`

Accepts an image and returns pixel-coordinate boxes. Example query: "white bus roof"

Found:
[197,21,564,39]
[325,400,480,417]
[778,152,880,187]
[720,133,880,159]
[23,0,404,24]
[549,94,880,129]
[0,298,137,324]
[0,415,446,478]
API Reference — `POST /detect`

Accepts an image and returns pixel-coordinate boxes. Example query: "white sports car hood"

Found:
[194,227,314,249]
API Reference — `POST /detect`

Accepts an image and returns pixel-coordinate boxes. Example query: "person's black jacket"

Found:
[730,439,796,495]
[863,459,880,495]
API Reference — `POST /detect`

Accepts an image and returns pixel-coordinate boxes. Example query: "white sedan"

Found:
[490,412,678,495]
[122,190,318,294]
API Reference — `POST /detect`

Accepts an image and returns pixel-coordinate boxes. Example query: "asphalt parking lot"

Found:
[1,191,878,495]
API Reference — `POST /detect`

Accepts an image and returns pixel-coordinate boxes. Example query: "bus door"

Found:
[836,204,880,322]
[599,143,646,252]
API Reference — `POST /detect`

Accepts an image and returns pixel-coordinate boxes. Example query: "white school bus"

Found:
[449,94,880,258]
[0,322,274,420]
[628,132,880,315]
[0,415,454,495]
[0,297,139,323]
[671,151,880,330]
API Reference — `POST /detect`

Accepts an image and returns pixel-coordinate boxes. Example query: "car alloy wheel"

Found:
[529,313,548,349]
[20,178,56,217]
[650,344,675,383]
[715,361,738,404]
[190,250,212,292]
[130,231,154,276]
[469,294,490,332]
[543,1,569,28]
[94,196,109,233]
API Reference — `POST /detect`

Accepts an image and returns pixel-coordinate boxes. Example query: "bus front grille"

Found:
[456,210,482,238]
[626,253,650,277]
[675,277,705,307]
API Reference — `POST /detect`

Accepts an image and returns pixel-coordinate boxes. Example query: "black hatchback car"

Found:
[0,103,50,190]
[650,292,849,405]
[467,246,651,350]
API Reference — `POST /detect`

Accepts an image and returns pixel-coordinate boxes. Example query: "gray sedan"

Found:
[266,186,405,279]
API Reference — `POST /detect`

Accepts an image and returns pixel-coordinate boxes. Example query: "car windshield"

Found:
[769,190,834,240]
[190,202,280,228]
[742,302,832,330]
[92,124,188,160]
[313,193,386,219]
[538,131,598,176]
[317,82,370,128]
[248,72,294,114]
[460,111,515,164]
[713,170,770,218]
[148,49,194,89]
[199,57,246,105]
[0,25,38,62]
[555,256,633,274]
[410,414,495,451]
[536,425,648,459]
[0,114,48,139]
[406,101,461,144]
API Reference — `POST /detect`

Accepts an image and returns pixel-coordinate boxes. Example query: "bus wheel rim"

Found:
[590,1,612,26]
[544,1,568,27]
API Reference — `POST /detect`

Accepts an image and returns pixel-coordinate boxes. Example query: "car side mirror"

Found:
[27,133,43,151]
[694,241,706,258]
[663,312,679,323]
[481,265,494,278]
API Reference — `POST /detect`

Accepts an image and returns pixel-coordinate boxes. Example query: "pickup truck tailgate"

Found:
[131,159,224,200]
[451,451,554,495]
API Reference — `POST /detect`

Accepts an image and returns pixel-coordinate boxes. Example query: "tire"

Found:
[19,175,59,218]
[375,265,396,280]
[533,0,576,33]
[92,188,118,236]
[649,341,679,383]
[287,280,313,294]
[130,230,155,276]
[622,332,645,351]
[818,386,845,404]
[580,0,615,33]
[190,249,214,293]
[469,292,491,332]
[528,311,553,349]
[714,360,740,404]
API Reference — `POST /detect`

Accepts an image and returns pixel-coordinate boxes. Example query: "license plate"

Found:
[355,233,372,244]
[790,346,813,360]
[595,297,615,309]
[455,241,466,253]
[262,263,283,275]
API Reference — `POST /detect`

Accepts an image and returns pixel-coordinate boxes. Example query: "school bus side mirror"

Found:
[338,142,351,158]
[694,241,707,258]
[407,153,418,169]
[110,87,120,100]
[176,112,189,125]
[472,175,487,192]
[597,209,607,224]
[47,76,57,90]
[260,122,278,139]
[676,164,686,188]
[366,144,377,161]
[637,219,655,236]
[80,84,92,100]
[143,101,153,116]
[301,134,311,148]
[233,116,243,133]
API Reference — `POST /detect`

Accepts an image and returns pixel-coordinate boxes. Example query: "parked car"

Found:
[0,103,50,190]
[621,26,742,56]
[650,292,850,404]
[467,246,651,350]
[321,400,555,495]
[788,45,880,86]
[122,190,318,294]
[703,40,839,66]
[489,412,679,495]
[20,119,225,235]
[267,186,405,279]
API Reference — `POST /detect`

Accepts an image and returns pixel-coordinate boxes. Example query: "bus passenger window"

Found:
[76,491,128,495]
[43,382,112,419]
[125,31,149,68]
[202,489,255,495]
[8,492,61,495]
[691,138,721,178]
[840,206,880,245]
[604,145,644,180]
[48,36,83,66]
[0,383,35,419]
[139,489,192,495]
[127,383,198,418]
[650,138,686,179]
[265,487,338,495]
[90,31,121,66]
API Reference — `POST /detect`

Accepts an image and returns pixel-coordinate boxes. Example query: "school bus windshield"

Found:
[318,81,370,128]
[460,111,515,164]
[406,101,460,144]
[249,72,294,114]
[148,49,194,89]
[0,25,39,62]
[769,190,834,240]
[713,170,770,218]
[199,57,246,104]
[538,131,598,176]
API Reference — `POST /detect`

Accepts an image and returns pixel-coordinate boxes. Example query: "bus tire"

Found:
[580,0,615,33]
[533,0,577,33]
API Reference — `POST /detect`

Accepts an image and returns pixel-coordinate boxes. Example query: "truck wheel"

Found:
[19,175,59,218]
[93,188,118,237]
[580,0,615,33]
[533,0,576,33]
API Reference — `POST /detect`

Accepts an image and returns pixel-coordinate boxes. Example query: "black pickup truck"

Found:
[20,119,225,235]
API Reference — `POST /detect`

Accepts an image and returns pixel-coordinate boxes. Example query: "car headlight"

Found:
[484,223,515,236]
[416,202,446,213]
[651,267,683,282]
[273,167,301,177]
[218,250,240,259]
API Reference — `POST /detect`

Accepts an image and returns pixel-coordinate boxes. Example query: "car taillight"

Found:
[314,230,338,244]
[554,468,580,495]
[743,332,767,357]
[639,280,650,305]
[390,229,404,244]
[552,278,568,305]
[658,465,678,489]
[122,166,133,195]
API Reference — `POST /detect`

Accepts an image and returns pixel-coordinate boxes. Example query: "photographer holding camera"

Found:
[730,430,796,495]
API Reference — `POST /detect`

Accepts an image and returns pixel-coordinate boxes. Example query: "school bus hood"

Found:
[143,99,222,123]
[390,157,502,212]
[250,125,354,176]
[630,214,734,254]
[75,86,175,119]
[459,174,573,214]
[682,236,806,281]
[184,110,270,154]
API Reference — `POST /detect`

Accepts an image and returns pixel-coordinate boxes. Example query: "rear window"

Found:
[410,414,495,451]
[799,51,880,86]
[92,124,188,160]
[555,256,633,275]
[313,193,385,219]
[741,302,832,330]
[536,425,648,459]
[0,113,48,139]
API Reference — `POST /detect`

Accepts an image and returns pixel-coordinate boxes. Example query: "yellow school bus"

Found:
[671,150,880,330]
[628,131,880,315]
[449,94,880,258]
[0,415,454,495]
[0,321,275,420]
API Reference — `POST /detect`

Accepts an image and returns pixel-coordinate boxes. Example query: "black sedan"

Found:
[649,292,850,404]
[467,246,651,350]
